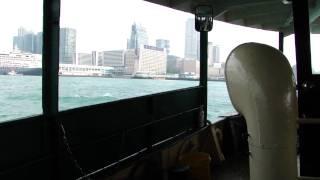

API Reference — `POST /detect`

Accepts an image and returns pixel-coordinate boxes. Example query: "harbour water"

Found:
[0,75,235,123]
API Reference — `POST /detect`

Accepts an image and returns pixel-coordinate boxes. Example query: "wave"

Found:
[60,93,114,99]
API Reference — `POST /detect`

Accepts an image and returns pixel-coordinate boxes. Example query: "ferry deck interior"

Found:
[1,0,320,179]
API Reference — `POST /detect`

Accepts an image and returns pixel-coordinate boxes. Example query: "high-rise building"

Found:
[156,39,170,54]
[13,27,25,51]
[34,32,42,54]
[22,33,35,53]
[127,23,149,49]
[137,45,167,75]
[208,42,213,66]
[212,45,220,63]
[184,18,200,60]
[13,27,42,54]
[208,42,220,65]
[59,28,76,64]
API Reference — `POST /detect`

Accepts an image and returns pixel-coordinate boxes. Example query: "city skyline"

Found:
[2,0,318,69]
[10,23,216,62]
[0,23,308,78]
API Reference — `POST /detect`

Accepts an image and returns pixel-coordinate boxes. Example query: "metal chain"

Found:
[57,121,92,180]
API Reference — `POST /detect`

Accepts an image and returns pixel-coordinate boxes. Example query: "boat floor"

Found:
[212,156,249,180]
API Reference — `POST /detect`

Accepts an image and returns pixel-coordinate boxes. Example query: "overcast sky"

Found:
[1,0,320,71]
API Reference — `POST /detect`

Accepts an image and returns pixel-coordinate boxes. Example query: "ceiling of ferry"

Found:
[144,0,320,35]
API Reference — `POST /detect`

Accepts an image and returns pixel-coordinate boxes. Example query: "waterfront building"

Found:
[208,64,224,79]
[167,55,182,74]
[77,51,96,66]
[184,18,200,60]
[124,49,138,75]
[98,50,125,74]
[156,39,170,54]
[59,28,77,64]
[180,58,199,75]
[59,64,112,77]
[127,23,149,49]
[136,45,167,75]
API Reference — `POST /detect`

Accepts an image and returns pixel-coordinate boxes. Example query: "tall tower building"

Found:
[184,18,200,60]
[156,39,170,54]
[208,42,214,65]
[127,23,149,49]
[34,32,43,54]
[13,27,26,51]
[12,27,42,54]
[208,42,220,65]
[22,33,35,53]
[59,28,77,64]
[13,27,38,53]
[212,45,220,63]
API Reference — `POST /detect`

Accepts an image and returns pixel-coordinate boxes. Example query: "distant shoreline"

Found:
[0,74,225,82]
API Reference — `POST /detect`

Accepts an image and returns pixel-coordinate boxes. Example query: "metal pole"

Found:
[292,0,312,116]
[200,31,208,124]
[43,0,60,116]
[43,0,60,179]
[279,31,284,52]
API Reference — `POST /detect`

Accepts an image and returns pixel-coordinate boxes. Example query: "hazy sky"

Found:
[1,0,320,70]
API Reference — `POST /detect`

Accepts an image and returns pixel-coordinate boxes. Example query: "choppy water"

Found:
[0,75,235,122]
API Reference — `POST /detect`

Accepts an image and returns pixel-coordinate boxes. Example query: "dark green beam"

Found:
[199,31,208,123]
[42,0,60,116]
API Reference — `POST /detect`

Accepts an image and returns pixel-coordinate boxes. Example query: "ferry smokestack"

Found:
[225,43,297,180]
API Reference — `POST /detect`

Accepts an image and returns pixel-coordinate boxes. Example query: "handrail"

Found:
[298,118,320,124]
[76,126,208,180]
[298,176,320,180]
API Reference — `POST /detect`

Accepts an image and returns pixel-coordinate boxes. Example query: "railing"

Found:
[0,86,205,179]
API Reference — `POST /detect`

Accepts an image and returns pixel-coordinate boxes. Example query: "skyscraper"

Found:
[34,32,43,54]
[156,39,170,54]
[208,42,213,65]
[208,42,220,65]
[212,45,220,63]
[59,28,77,64]
[13,27,26,51]
[127,23,149,49]
[184,18,200,60]
[13,27,42,54]
[22,33,35,53]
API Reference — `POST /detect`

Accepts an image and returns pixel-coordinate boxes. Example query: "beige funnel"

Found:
[225,43,297,180]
